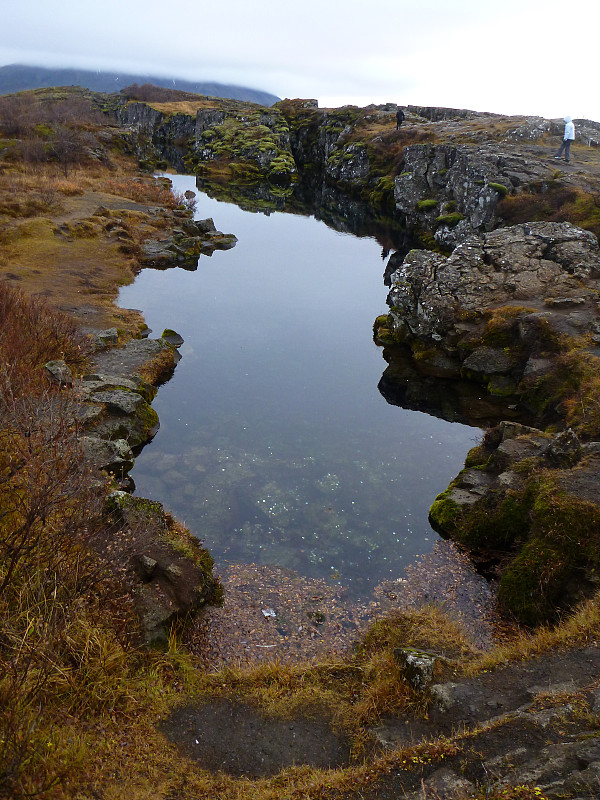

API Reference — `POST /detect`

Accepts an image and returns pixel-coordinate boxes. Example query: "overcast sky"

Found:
[1,0,597,121]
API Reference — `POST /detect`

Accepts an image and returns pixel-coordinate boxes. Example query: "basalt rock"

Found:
[395,143,557,247]
[44,359,73,386]
[428,419,600,624]
[140,218,237,269]
[384,221,600,408]
[78,336,184,461]
[81,435,134,476]
[381,221,600,623]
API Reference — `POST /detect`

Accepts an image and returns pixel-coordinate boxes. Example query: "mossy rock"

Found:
[416,198,438,211]
[497,538,573,625]
[428,486,463,536]
[434,212,464,227]
[489,182,509,198]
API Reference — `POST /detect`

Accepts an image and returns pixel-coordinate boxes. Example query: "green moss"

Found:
[498,539,571,625]
[369,176,396,210]
[455,488,533,551]
[416,198,438,211]
[489,182,509,197]
[33,123,53,138]
[498,480,600,625]
[194,108,295,182]
[487,376,519,397]
[434,212,464,227]
[372,313,396,344]
[464,444,490,468]
[428,485,462,536]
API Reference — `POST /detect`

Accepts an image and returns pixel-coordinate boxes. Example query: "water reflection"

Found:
[378,343,533,428]
[119,175,477,597]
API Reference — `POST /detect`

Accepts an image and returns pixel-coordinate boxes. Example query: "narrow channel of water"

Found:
[118,175,478,597]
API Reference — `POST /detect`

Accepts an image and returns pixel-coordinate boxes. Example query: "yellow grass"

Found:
[149,100,220,115]
[0,160,178,335]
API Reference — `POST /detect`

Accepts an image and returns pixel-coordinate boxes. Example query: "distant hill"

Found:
[0,64,280,106]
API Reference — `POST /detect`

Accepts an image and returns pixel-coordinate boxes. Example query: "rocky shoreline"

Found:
[41,208,240,644]
[375,219,600,625]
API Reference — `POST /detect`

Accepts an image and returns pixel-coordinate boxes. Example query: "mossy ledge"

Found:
[429,422,600,625]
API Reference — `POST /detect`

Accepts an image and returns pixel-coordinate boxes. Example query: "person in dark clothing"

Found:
[396,108,405,129]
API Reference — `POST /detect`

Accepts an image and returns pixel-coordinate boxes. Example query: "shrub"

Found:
[0,283,113,795]
[120,83,204,103]
[103,178,183,208]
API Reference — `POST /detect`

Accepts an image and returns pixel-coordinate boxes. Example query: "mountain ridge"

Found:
[0,63,280,106]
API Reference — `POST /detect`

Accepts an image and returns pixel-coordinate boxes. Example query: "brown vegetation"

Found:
[498,183,600,239]
[0,89,190,334]
[0,283,122,795]
[120,83,207,104]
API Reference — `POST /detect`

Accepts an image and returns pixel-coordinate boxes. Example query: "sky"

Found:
[2,0,598,122]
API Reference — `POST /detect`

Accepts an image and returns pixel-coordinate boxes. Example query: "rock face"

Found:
[117,97,600,255]
[385,221,600,401]
[428,419,600,624]
[194,106,296,182]
[74,334,183,474]
[379,222,600,624]
[394,142,553,247]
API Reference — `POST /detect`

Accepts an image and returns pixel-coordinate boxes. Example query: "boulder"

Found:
[44,359,73,386]
[394,647,446,691]
[81,436,134,475]
[161,328,184,348]
[93,328,119,350]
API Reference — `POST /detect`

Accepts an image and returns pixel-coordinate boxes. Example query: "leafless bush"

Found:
[0,281,91,372]
[0,369,111,795]
[0,282,116,796]
[38,180,59,208]
[19,136,48,167]
[174,189,198,213]
[0,96,35,137]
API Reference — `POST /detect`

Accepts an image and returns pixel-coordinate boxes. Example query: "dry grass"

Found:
[102,177,181,207]
[467,590,600,675]
[148,100,220,115]
[0,159,182,334]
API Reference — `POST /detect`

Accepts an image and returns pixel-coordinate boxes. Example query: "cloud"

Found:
[1,0,598,121]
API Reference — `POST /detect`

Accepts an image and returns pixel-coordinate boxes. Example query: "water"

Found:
[118,175,478,597]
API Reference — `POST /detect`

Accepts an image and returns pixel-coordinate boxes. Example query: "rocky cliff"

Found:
[378,190,600,625]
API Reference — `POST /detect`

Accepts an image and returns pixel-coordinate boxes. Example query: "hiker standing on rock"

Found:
[554,116,575,162]
[396,108,405,129]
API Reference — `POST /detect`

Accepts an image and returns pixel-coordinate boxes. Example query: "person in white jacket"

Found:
[554,116,575,162]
